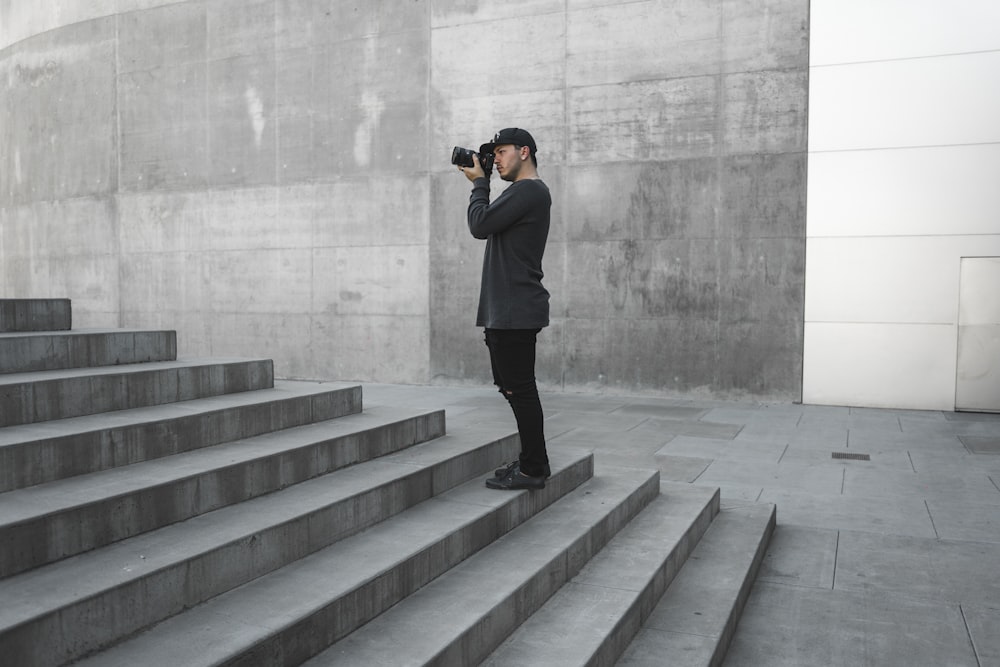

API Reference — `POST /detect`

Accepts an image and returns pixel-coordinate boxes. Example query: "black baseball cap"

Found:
[480,127,537,156]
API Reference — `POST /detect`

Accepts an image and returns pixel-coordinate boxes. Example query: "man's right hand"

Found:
[459,153,486,182]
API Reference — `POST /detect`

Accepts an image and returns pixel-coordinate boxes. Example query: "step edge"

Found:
[615,502,777,667]
[0,384,364,492]
[481,483,722,667]
[13,447,587,667]
[312,465,662,667]
[0,408,447,577]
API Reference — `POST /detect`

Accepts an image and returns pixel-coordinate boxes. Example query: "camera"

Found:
[451,146,494,176]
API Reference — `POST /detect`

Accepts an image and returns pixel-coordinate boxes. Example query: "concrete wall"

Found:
[0,0,809,401]
[803,0,1000,410]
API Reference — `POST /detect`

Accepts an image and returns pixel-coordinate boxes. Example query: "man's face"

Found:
[492,144,523,182]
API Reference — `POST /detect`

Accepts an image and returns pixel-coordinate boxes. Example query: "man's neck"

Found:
[514,168,539,182]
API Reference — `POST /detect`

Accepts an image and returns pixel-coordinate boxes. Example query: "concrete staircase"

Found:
[0,299,775,666]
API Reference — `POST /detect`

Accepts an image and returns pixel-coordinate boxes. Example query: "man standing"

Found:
[458,127,552,490]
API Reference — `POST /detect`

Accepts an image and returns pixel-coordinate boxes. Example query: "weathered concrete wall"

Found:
[0,0,808,400]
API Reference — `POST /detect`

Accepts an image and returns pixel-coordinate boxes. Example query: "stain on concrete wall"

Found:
[0,0,808,400]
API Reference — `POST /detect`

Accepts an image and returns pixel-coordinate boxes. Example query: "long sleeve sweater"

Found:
[467,176,551,329]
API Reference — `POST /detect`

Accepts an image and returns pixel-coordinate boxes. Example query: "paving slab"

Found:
[843,466,1000,505]
[654,435,733,460]
[549,425,674,451]
[900,414,1000,437]
[908,446,992,472]
[708,482,764,506]
[656,454,714,483]
[960,434,1000,454]
[756,524,837,590]
[723,583,979,667]
[926,498,1000,543]
[780,444,914,471]
[963,604,1000,666]
[834,530,1000,605]
[695,458,845,495]
[609,403,709,419]
[846,428,965,452]
[633,417,744,440]
[544,410,650,433]
[756,489,937,538]
[701,404,803,425]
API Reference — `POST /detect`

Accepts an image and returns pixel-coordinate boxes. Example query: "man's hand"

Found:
[459,153,486,182]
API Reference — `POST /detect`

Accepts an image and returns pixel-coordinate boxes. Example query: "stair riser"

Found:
[0,360,274,427]
[224,454,595,667]
[1,411,446,577]
[0,299,71,332]
[435,472,662,667]
[0,331,177,374]
[1,434,519,667]
[0,386,363,492]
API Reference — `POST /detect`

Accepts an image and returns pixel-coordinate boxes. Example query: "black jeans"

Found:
[484,328,549,478]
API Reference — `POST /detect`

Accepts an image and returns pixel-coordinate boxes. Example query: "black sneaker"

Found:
[494,460,519,478]
[494,461,552,479]
[486,469,545,490]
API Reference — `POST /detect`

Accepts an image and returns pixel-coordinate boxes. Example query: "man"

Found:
[457,127,552,490]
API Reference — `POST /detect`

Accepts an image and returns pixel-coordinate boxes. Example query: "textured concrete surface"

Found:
[360,383,1000,667]
[0,298,70,332]
[0,0,808,401]
[0,328,176,372]
[0,357,274,426]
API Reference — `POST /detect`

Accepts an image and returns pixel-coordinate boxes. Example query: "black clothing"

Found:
[467,177,551,329]
[484,328,549,478]
[467,172,552,483]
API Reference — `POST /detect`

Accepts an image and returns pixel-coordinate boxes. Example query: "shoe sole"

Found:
[485,477,545,491]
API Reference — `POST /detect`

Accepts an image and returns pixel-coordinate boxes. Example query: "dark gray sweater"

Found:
[467,177,551,329]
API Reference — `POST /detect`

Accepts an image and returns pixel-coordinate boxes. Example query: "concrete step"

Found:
[0,404,447,577]
[2,436,584,667]
[0,380,362,492]
[481,482,721,666]
[0,328,177,374]
[616,503,777,667]
[0,357,274,427]
[304,465,680,667]
[69,449,597,667]
[0,299,71,332]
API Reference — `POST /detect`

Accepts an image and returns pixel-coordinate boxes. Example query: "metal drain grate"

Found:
[832,452,870,461]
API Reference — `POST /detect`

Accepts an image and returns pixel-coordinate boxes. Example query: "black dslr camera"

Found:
[451,146,494,176]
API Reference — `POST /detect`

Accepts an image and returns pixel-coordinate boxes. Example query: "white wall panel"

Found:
[807,144,1000,238]
[805,236,1000,325]
[810,0,1000,66]
[803,322,957,410]
[809,51,1000,152]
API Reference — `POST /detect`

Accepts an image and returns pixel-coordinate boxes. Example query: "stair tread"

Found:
[0,405,441,526]
[0,327,171,338]
[0,422,523,632]
[0,356,270,385]
[616,502,776,666]
[68,449,595,667]
[0,380,357,447]
[481,481,720,666]
[303,464,667,667]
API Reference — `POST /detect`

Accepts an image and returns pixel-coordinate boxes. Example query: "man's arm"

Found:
[467,179,535,239]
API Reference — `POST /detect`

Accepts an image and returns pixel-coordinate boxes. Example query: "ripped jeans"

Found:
[484,328,549,478]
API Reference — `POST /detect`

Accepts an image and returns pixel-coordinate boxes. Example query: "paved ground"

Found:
[362,382,1000,667]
